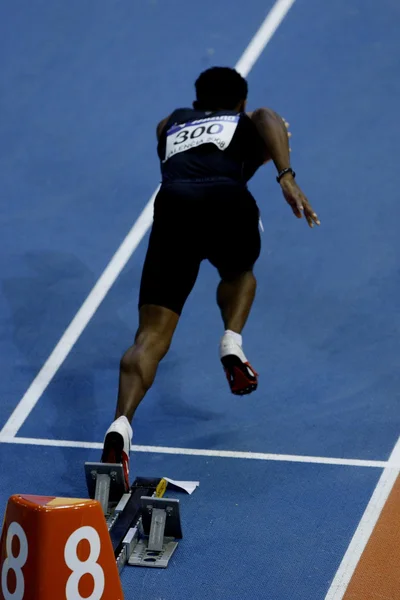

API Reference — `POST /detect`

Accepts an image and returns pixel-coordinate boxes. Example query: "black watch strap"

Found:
[277,168,296,183]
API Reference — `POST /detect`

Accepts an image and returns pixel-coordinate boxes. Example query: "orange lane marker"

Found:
[0,494,124,600]
[343,475,400,600]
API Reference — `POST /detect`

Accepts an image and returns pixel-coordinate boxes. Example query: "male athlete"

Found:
[101,67,319,489]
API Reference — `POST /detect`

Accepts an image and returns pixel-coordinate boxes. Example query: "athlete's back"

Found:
[157,108,265,184]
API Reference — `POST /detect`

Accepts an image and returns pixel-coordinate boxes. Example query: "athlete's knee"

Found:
[120,330,170,371]
[136,328,172,358]
[119,331,171,393]
[219,269,256,285]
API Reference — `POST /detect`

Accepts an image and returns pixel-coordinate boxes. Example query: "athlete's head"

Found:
[193,67,248,112]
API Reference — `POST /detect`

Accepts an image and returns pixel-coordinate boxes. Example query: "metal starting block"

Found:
[128,496,182,568]
[84,463,183,570]
[84,462,126,515]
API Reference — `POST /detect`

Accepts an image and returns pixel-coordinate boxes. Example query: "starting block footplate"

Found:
[85,462,126,503]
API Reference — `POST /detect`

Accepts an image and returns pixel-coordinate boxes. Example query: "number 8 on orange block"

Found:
[0,495,123,600]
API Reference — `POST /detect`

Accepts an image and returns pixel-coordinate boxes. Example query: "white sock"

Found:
[115,415,133,439]
[224,329,242,347]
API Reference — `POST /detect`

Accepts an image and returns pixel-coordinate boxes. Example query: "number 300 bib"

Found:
[164,115,239,162]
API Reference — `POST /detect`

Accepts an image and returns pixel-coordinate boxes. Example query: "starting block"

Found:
[84,462,185,570]
[0,465,191,599]
[129,496,182,568]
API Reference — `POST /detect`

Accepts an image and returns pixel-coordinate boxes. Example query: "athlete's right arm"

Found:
[156,115,171,141]
[249,108,320,228]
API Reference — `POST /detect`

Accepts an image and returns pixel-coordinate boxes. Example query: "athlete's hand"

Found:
[280,176,320,227]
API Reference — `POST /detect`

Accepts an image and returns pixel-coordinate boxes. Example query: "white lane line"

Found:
[0,435,391,469]
[236,0,296,76]
[0,0,296,441]
[325,436,400,599]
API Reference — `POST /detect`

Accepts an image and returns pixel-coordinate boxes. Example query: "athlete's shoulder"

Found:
[156,108,195,140]
[168,107,195,121]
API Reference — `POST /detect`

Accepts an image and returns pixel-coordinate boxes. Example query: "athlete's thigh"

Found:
[138,187,202,315]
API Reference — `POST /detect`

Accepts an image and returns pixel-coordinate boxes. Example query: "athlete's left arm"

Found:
[248,108,319,228]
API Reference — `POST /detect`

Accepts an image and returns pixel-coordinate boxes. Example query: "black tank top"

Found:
[157,108,265,184]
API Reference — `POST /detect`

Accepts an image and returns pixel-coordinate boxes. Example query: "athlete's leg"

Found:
[217,270,257,333]
[216,271,259,396]
[101,186,202,486]
[114,186,199,424]
[115,304,179,422]
[208,185,261,396]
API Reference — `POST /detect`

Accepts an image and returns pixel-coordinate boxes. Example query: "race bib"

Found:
[164,115,239,162]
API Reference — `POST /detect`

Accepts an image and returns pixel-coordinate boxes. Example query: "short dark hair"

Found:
[194,67,248,111]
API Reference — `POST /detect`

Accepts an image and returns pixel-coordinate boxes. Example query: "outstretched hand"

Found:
[280,176,320,228]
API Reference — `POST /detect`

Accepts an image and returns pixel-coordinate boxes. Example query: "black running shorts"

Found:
[138,181,261,315]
